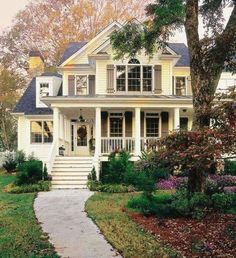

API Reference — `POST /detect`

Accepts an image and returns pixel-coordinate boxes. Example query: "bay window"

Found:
[116,59,153,92]
[31,121,53,143]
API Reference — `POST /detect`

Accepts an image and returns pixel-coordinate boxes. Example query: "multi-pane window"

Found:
[110,113,123,137]
[128,66,141,91]
[31,121,53,143]
[146,113,159,137]
[175,77,186,96]
[76,75,88,95]
[143,66,152,91]
[40,83,49,97]
[116,59,153,92]
[116,66,126,91]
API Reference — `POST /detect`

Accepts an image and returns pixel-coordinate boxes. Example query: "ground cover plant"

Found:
[0,169,58,257]
[85,192,179,258]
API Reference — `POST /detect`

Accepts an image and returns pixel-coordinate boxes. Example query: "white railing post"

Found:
[53,107,60,156]
[174,107,180,131]
[94,107,101,179]
[135,107,141,157]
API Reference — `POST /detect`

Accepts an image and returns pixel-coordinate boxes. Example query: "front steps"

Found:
[51,156,93,189]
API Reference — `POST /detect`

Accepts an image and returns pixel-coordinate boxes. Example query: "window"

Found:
[116,66,126,91]
[145,113,159,137]
[116,59,153,92]
[143,66,152,91]
[40,83,49,97]
[175,77,186,96]
[180,117,188,131]
[110,113,123,137]
[31,121,53,143]
[128,65,141,91]
[76,75,88,95]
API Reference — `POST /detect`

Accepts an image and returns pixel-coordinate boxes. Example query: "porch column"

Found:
[134,107,141,156]
[94,107,101,179]
[53,107,60,156]
[174,107,180,130]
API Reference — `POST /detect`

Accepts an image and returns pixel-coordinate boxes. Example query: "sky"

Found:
[0,0,233,43]
[0,0,30,32]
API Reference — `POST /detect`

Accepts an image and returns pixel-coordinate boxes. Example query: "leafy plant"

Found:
[15,160,43,186]
[2,152,17,173]
[224,160,236,176]
[5,181,50,194]
[88,167,97,181]
[101,151,134,184]
[211,193,234,211]
[15,150,26,166]
[42,163,49,180]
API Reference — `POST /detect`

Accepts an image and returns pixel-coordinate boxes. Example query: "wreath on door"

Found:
[77,125,87,139]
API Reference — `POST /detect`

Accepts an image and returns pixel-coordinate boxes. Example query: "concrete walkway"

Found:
[34,190,121,258]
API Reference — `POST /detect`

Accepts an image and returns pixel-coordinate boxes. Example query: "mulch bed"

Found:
[127,211,236,257]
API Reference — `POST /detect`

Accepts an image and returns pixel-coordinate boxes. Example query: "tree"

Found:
[111,0,236,130]
[0,0,151,72]
[0,67,25,150]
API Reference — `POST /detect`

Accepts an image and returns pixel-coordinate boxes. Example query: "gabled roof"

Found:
[59,41,88,65]
[168,43,190,67]
[13,78,53,115]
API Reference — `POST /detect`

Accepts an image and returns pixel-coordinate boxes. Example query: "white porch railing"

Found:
[141,137,159,152]
[101,137,135,154]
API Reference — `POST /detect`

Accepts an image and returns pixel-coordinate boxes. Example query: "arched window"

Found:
[128,58,140,64]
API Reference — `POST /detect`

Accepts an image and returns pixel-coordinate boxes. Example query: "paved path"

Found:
[34,190,121,258]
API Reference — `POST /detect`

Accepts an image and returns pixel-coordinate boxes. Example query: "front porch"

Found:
[50,106,193,160]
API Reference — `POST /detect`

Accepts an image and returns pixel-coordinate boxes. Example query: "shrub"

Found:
[101,151,134,184]
[211,193,234,211]
[2,152,17,173]
[16,160,43,186]
[156,176,188,190]
[87,180,101,191]
[88,167,97,181]
[5,181,50,194]
[224,186,236,194]
[224,160,236,176]
[42,163,49,180]
[15,150,26,166]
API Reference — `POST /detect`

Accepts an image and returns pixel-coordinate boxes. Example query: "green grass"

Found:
[85,192,180,258]
[0,169,58,257]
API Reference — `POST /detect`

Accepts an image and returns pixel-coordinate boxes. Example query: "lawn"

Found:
[85,192,180,258]
[0,169,58,257]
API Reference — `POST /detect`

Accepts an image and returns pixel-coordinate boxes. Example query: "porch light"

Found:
[78,109,85,122]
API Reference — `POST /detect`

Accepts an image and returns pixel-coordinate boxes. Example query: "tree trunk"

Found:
[188,168,206,194]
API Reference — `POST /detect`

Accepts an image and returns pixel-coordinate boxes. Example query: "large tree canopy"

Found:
[0,0,150,72]
[111,0,236,130]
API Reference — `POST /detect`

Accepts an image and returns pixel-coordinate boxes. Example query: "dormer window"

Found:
[40,83,49,97]
[174,77,187,96]
[116,59,153,93]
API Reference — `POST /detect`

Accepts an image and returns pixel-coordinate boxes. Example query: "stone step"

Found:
[55,156,93,161]
[51,171,90,176]
[52,175,88,180]
[52,164,93,169]
[51,185,87,189]
[54,160,93,164]
[52,179,87,184]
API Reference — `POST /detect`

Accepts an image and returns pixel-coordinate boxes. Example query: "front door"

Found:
[71,123,90,156]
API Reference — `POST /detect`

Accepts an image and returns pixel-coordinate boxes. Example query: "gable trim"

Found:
[59,21,122,67]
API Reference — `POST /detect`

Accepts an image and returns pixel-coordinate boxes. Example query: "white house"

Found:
[12,21,236,188]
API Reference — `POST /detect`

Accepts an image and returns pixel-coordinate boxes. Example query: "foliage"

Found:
[211,193,235,211]
[85,192,178,257]
[42,163,49,180]
[157,176,188,190]
[101,151,134,184]
[0,170,58,257]
[224,160,236,176]
[2,152,17,173]
[111,1,236,130]
[5,181,50,194]
[15,160,43,186]
[87,180,135,193]
[15,150,26,165]
[0,68,24,151]
[88,166,97,181]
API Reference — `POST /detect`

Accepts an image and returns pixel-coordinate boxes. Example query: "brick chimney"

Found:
[28,51,45,77]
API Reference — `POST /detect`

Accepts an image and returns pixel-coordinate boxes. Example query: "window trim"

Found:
[115,60,154,93]
[144,111,161,138]
[30,120,53,144]
[174,76,187,96]
[74,74,89,96]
